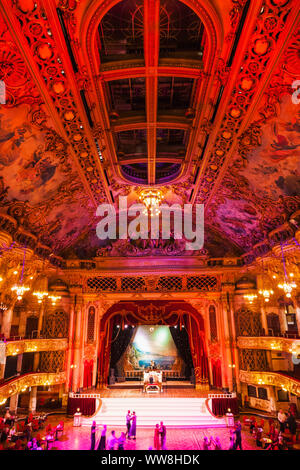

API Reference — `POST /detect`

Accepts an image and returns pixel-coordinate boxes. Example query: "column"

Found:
[294,296,300,336]
[17,353,23,375]
[1,306,14,338]
[33,352,40,372]
[72,297,84,392]
[37,303,46,337]
[260,302,269,336]
[220,292,234,392]
[0,340,6,380]
[29,386,37,413]
[228,292,240,393]
[9,393,19,413]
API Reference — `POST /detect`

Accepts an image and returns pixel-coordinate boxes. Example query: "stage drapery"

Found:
[67,397,96,416]
[83,360,93,389]
[211,397,239,416]
[169,326,194,377]
[211,359,222,388]
[185,315,209,386]
[110,322,134,376]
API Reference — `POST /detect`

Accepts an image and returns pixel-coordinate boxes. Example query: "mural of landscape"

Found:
[125,325,179,370]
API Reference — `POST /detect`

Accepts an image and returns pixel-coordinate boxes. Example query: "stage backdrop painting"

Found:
[119,325,184,374]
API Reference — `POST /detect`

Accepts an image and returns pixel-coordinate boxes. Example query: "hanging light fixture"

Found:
[258,259,274,303]
[278,243,297,298]
[48,295,61,306]
[11,246,29,301]
[243,293,258,304]
[138,188,164,217]
[33,274,48,304]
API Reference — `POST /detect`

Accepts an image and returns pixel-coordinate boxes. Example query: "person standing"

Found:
[159,421,166,450]
[277,409,287,433]
[129,411,136,440]
[154,424,161,450]
[286,412,297,441]
[234,421,242,450]
[126,411,131,438]
[97,424,107,450]
[118,432,126,450]
[90,420,97,450]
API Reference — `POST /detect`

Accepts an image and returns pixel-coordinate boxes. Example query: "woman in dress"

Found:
[129,412,136,440]
[154,424,161,450]
[97,424,107,450]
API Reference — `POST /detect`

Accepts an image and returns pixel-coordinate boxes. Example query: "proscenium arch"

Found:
[96,300,209,389]
[79,0,224,185]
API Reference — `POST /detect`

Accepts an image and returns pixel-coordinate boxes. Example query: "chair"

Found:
[46,423,52,433]
[56,421,64,439]
[32,419,39,431]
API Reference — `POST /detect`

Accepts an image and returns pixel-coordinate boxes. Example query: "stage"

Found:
[81,388,228,428]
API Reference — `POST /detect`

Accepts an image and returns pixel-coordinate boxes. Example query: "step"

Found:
[82,397,227,428]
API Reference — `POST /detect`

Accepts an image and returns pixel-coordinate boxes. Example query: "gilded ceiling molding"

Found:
[194,0,299,207]
[79,0,223,187]
[0,0,110,207]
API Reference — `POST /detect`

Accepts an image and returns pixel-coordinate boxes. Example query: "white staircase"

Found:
[82,397,227,428]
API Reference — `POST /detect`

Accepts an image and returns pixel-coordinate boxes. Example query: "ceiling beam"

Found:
[144,0,160,185]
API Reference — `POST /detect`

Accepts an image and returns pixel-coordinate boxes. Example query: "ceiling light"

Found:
[139,188,164,217]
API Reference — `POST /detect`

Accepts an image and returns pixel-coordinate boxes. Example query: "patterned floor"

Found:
[44,415,259,451]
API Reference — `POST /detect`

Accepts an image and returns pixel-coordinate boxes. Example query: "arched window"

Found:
[87,306,95,343]
[209,305,217,342]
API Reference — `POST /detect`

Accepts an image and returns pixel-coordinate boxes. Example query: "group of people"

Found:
[277,408,297,435]
[0,409,48,450]
[90,410,167,450]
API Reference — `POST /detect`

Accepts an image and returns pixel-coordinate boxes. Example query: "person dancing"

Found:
[126,411,131,439]
[154,424,161,450]
[128,411,136,440]
[97,424,107,450]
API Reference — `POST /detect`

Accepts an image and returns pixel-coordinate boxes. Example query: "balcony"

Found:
[4,338,68,357]
[237,336,300,354]
[0,372,66,404]
[239,370,300,397]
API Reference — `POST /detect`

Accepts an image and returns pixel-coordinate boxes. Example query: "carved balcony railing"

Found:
[0,372,66,404]
[239,370,300,396]
[5,338,68,357]
[237,336,300,355]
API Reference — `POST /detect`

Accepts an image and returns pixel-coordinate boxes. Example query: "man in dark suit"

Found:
[234,421,242,450]
[160,421,167,450]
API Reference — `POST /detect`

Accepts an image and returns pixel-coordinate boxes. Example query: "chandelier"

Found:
[258,289,274,303]
[33,291,49,304]
[278,243,297,298]
[11,285,30,301]
[48,295,61,306]
[139,188,164,217]
[258,259,274,303]
[11,246,30,301]
[244,293,258,304]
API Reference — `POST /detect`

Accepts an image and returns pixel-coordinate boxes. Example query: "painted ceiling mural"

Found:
[0,0,299,260]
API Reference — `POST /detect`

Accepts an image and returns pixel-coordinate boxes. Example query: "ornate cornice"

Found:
[5,338,68,357]
[237,336,300,355]
[239,369,300,396]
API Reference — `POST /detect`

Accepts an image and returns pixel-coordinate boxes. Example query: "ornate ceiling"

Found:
[0,0,299,259]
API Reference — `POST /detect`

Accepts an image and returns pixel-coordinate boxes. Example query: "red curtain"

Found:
[185,315,209,384]
[83,360,93,389]
[67,397,95,416]
[212,359,222,388]
[212,398,238,416]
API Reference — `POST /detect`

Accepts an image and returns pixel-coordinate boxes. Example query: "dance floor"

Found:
[41,415,259,450]
[87,387,219,397]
